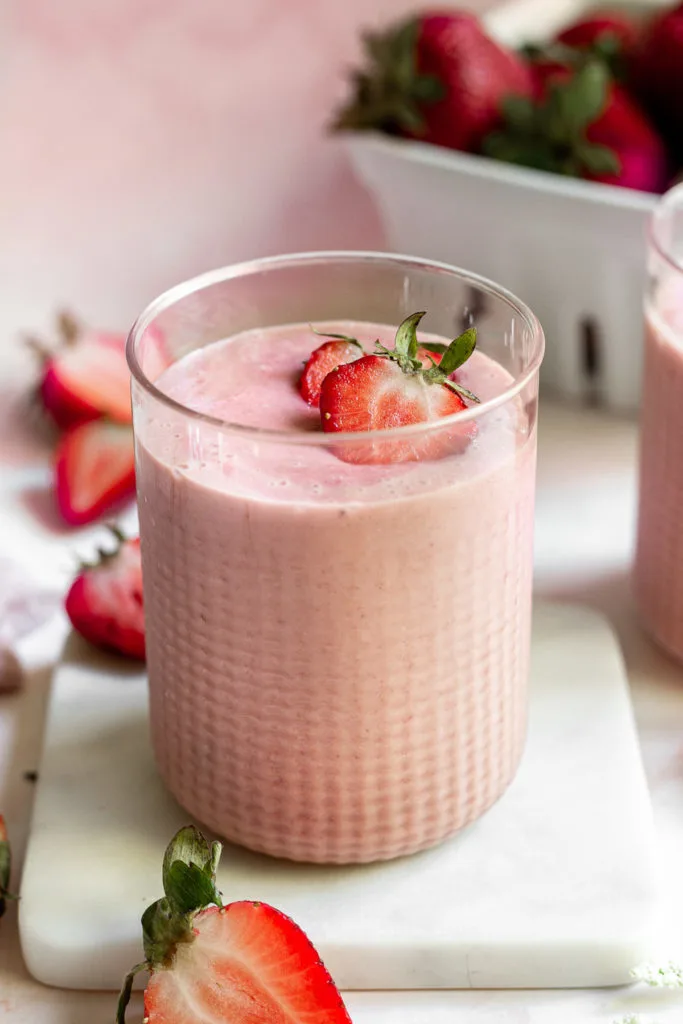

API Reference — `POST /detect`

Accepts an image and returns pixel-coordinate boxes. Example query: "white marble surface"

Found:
[19,603,657,992]
[3,381,683,1020]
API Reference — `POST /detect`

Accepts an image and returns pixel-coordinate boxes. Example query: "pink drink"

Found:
[635,187,683,662]
[129,255,543,864]
[635,286,683,659]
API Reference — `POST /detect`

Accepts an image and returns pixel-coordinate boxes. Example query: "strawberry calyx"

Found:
[372,311,480,403]
[24,309,80,364]
[78,523,129,572]
[116,826,223,1024]
[331,16,444,135]
[310,325,363,348]
[0,815,16,919]
[483,59,620,178]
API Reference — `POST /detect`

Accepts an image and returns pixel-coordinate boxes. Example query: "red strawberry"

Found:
[299,331,363,407]
[28,311,131,429]
[0,815,13,919]
[319,311,478,464]
[66,527,145,659]
[632,2,683,160]
[484,60,667,193]
[116,826,352,1024]
[556,11,639,54]
[334,10,533,153]
[586,84,668,191]
[55,419,136,526]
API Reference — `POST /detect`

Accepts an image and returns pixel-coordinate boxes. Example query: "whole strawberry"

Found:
[334,10,533,152]
[54,418,136,526]
[632,1,683,161]
[484,60,668,193]
[117,825,352,1024]
[556,10,639,55]
[27,311,132,430]
[66,526,145,660]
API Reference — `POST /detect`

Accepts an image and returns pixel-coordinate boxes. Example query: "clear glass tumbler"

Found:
[127,252,544,864]
[635,185,683,662]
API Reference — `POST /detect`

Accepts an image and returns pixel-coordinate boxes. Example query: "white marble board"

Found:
[19,602,658,992]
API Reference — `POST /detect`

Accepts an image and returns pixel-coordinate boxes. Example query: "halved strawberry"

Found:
[319,311,478,464]
[116,826,352,1024]
[66,527,144,659]
[28,311,131,429]
[54,419,136,526]
[299,331,363,407]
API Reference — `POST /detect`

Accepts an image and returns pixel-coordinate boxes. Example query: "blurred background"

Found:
[0,0,494,354]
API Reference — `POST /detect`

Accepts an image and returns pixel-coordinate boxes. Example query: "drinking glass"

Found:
[635,185,683,662]
[127,252,544,864]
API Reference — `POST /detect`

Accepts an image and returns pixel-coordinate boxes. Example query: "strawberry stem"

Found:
[57,309,80,346]
[116,826,225,1022]
[115,961,149,1024]
[309,325,363,349]
[374,312,481,402]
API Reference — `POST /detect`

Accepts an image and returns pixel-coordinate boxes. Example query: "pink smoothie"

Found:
[635,290,683,661]
[135,320,537,863]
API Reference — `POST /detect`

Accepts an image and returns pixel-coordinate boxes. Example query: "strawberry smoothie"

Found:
[134,315,538,864]
[635,287,683,661]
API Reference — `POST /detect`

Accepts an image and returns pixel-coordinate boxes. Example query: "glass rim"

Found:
[649,182,683,276]
[126,250,545,445]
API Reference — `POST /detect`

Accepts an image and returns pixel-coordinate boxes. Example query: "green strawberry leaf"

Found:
[394,311,426,360]
[576,141,621,175]
[438,328,477,377]
[500,95,537,132]
[161,825,222,915]
[557,61,609,135]
[141,897,191,965]
[444,379,481,404]
[164,860,222,915]
[310,325,362,348]
[419,341,449,355]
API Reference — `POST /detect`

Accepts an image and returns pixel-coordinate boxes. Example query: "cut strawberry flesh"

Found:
[320,356,476,465]
[51,332,132,424]
[299,339,362,407]
[144,903,352,1024]
[55,420,136,526]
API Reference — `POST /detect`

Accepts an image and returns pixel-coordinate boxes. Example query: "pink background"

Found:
[0,0,493,343]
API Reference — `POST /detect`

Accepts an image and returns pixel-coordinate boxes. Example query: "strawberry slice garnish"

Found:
[65,526,144,659]
[54,419,136,526]
[319,311,479,464]
[299,330,363,407]
[116,826,352,1024]
[27,311,132,429]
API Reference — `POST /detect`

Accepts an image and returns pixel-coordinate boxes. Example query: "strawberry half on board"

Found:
[27,311,132,429]
[319,311,479,465]
[116,826,352,1024]
[66,526,145,660]
[54,419,136,526]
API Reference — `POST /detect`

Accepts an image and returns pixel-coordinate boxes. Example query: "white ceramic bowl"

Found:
[345,0,668,412]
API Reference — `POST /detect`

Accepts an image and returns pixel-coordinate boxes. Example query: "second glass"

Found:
[127,253,544,864]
